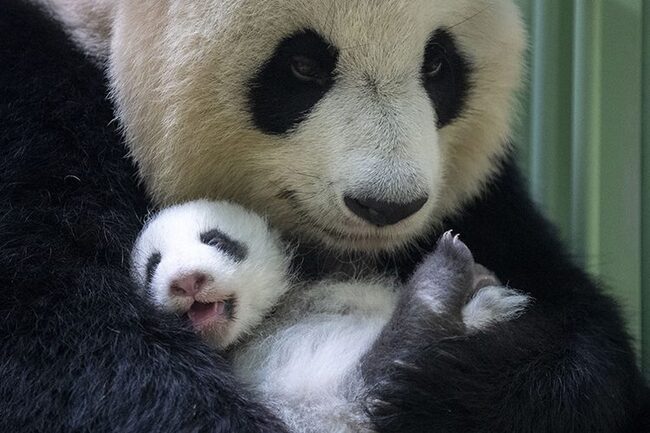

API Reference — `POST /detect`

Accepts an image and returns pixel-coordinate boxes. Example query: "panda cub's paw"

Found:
[462,281,531,333]
[408,231,477,312]
[463,260,531,333]
[411,231,531,329]
[131,200,291,348]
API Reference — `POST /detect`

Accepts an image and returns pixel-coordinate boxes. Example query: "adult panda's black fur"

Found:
[374,162,650,432]
[0,2,648,433]
[0,2,288,432]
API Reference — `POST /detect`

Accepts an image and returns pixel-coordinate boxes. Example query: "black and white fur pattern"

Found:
[132,201,291,349]
[4,1,649,432]
[132,200,530,432]
[35,0,525,253]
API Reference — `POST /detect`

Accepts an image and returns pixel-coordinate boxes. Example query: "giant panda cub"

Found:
[132,200,530,432]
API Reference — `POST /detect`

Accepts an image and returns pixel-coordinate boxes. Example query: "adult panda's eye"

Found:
[249,29,339,135]
[290,55,328,85]
[422,29,472,128]
[423,56,444,80]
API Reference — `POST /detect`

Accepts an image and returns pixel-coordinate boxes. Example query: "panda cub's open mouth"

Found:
[187,298,235,330]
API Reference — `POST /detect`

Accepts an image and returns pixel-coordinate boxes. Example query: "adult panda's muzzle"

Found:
[343,194,429,227]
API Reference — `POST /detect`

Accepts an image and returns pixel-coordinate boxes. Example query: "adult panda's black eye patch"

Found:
[248,29,338,135]
[422,29,472,128]
[145,252,162,289]
[200,229,248,262]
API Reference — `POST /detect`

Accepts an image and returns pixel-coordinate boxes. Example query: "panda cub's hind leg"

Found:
[462,263,531,334]
[362,232,530,380]
[131,200,292,349]
[398,231,530,336]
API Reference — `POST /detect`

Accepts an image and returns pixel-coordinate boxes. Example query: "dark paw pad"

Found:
[472,263,501,291]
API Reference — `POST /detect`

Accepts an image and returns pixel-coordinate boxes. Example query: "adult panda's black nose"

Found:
[344,195,428,227]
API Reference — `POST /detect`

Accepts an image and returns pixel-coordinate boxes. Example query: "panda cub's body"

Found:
[132,200,530,432]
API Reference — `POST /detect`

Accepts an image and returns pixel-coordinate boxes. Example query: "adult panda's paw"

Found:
[131,200,291,348]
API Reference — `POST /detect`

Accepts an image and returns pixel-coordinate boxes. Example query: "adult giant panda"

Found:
[0,1,647,433]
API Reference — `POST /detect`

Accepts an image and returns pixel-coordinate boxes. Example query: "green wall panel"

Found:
[528,0,574,236]
[642,0,650,377]
[516,0,647,375]
[597,0,643,355]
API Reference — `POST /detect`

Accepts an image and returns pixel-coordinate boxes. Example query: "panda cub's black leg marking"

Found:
[361,232,528,383]
[362,232,473,380]
[407,231,477,319]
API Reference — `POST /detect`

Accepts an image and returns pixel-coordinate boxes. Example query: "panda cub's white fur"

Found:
[133,200,530,432]
[132,200,291,348]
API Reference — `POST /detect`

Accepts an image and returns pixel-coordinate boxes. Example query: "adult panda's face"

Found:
[111,0,525,252]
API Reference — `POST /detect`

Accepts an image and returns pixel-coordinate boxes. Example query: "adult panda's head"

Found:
[108,0,525,252]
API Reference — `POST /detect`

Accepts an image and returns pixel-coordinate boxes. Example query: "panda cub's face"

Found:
[111,0,525,252]
[131,201,290,348]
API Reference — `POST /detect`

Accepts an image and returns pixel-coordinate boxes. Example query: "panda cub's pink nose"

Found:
[170,273,208,297]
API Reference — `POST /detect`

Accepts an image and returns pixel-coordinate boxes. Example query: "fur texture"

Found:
[2,1,649,432]
[0,2,287,432]
[133,202,530,433]
[35,0,526,252]
[132,200,291,348]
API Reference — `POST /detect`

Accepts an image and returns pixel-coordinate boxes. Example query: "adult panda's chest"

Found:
[229,278,397,407]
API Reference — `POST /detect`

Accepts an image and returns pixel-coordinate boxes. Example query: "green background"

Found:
[514,0,649,377]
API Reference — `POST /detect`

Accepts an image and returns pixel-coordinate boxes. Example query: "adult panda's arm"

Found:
[0,2,287,432]
[375,157,650,433]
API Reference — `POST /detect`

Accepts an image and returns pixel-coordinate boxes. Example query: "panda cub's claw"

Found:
[131,200,291,349]
[407,231,476,314]
[410,231,531,329]
[434,230,475,272]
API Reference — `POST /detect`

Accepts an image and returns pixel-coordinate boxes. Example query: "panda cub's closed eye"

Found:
[200,229,248,262]
[145,252,162,290]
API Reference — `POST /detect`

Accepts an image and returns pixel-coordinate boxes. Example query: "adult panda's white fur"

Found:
[133,200,530,432]
[34,0,525,253]
[30,0,114,61]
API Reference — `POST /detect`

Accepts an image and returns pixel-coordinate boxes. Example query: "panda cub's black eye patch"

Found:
[145,252,162,290]
[422,29,472,128]
[200,229,248,262]
[248,29,339,135]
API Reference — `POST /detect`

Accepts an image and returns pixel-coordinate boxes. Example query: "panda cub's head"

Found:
[131,200,290,348]
[108,0,525,252]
